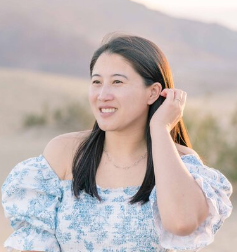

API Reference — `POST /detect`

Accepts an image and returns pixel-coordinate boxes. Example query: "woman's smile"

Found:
[99,108,118,118]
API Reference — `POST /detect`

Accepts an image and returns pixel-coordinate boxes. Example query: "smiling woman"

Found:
[1,32,233,252]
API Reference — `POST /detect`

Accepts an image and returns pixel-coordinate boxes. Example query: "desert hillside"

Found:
[0,0,237,96]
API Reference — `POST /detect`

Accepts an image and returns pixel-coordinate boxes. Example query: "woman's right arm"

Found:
[2,131,89,252]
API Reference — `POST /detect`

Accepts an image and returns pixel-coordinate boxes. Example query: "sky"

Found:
[131,0,237,31]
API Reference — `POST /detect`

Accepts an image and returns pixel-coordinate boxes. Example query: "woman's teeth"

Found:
[101,108,118,113]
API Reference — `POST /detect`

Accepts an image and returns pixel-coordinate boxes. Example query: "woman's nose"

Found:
[97,86,113,101]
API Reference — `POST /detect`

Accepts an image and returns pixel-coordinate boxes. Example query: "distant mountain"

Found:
[0,0,237,95]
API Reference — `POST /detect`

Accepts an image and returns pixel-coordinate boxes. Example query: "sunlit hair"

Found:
[71,32,196,205]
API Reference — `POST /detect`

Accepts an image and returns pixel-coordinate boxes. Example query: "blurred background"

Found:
[0,0,236,251]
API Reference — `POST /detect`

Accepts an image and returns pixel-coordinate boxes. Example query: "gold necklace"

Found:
[103,149,148,170]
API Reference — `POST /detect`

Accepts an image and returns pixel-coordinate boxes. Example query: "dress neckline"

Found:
[58,179,141,192]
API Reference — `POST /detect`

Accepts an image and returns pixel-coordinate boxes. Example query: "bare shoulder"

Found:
[57,129,92,140]
[174,142,200,158]
[42,129,92,180]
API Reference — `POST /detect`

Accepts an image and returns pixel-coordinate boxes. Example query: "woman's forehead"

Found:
[92,53,137,76]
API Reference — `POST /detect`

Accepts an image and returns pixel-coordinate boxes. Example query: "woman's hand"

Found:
[149,88,187,132]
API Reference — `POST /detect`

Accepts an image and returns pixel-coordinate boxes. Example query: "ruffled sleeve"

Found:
[149,154,233,252]
[1,154,63,252]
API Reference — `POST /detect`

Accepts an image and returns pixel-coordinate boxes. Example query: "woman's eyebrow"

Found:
[91,74,128,79]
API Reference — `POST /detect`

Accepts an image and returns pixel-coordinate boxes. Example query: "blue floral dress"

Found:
[1,154,233,252]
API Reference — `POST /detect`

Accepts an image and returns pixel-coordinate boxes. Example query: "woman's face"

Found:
[88,52,155,132]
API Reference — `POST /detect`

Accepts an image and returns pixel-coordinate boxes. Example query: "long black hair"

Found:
[71,33,193,205]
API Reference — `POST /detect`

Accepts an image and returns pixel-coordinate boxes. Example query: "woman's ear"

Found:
[147,82,162,105]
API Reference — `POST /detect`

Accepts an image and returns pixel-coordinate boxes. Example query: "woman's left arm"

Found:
[150,126,209,236]
[149,87,233,250]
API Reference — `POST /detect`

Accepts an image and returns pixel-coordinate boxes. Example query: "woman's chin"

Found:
[97,122,117,132]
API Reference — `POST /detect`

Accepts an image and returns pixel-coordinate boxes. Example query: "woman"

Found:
[1,33,233,252]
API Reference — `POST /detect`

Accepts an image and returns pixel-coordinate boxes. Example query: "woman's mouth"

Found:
[99,108,118,117]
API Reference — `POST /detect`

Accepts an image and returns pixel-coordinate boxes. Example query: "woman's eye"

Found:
[113,80,122,84]
[92,80,100,84]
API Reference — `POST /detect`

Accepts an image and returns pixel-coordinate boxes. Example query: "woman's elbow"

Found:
[164,220,198,236]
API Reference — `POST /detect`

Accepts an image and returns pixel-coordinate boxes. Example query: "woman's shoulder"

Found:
[42,130,92,180]
[56,129,92,140]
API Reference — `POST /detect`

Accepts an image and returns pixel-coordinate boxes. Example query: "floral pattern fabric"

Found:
[1,154,233,252]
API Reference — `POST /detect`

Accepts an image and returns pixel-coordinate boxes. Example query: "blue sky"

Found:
[131,0,237,31]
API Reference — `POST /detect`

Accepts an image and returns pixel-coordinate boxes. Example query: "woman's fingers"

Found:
[161,88,185,104]
[180,92,187,107]
[161,88,175,102]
